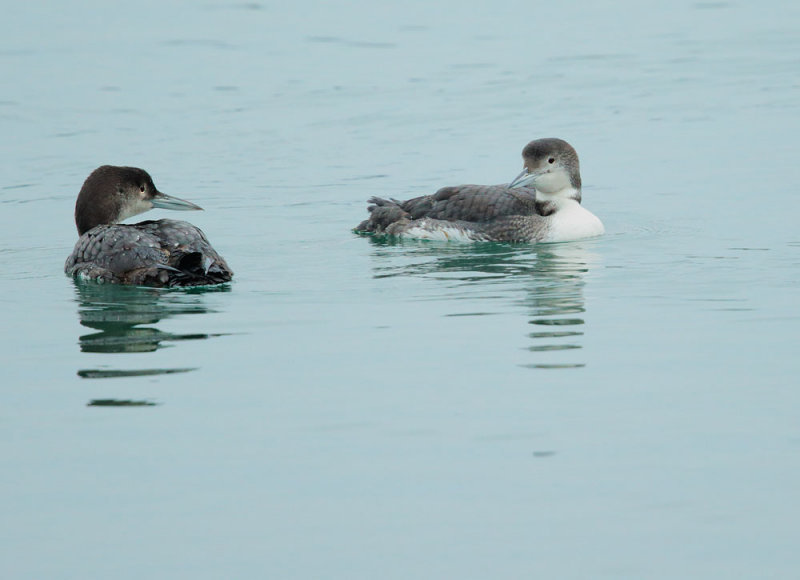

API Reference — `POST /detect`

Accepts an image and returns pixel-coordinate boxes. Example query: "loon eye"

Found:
[548,157,555,164]
[140,185,146,193]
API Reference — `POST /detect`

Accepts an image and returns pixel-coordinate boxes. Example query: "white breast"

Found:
[543,200,605,242]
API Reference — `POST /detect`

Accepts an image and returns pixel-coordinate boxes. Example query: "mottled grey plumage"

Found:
[399,184,539,221]
[356,186,545,242]
[66,219,232,286]
[65,166,233,287]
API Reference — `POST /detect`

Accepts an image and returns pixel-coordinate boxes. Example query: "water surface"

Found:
[2,1,800,578]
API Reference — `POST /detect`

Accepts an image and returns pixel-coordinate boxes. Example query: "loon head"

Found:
[508,138,582,204]
[74,165,203,235]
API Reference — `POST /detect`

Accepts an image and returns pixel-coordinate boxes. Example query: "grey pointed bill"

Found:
[509,168,537,189]
[150,191,204,211]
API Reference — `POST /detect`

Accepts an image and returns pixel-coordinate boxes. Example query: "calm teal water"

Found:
[2,1,800,578]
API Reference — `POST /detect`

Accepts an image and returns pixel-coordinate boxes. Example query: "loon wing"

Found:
[400,184,537,223]
[66,220,233,287]
[136,219,233,284]
[355,184,538,234]
[136,220,231,271]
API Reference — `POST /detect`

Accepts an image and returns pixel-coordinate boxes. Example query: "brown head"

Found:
[74,165,202,235]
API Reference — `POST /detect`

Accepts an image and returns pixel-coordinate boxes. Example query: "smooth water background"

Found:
[2,1,800,578]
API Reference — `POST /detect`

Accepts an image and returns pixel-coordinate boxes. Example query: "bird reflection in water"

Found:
[521,246,588,369]
[367,237,599,369]
[72,281,230,397]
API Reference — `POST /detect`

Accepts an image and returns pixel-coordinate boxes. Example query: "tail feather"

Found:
[354,197,411,234]
[165,251,233,287]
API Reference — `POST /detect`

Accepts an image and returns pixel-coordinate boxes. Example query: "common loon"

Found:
[354,138,604,243]
[65,165,233,287]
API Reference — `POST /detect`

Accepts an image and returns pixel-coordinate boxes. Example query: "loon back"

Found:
[66,219,233,287]
[355,184,538,233]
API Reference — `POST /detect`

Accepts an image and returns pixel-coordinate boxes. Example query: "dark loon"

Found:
[354,138,604,243]
[65,165,233,287]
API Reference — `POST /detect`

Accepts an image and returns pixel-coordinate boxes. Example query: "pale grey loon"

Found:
[65,165,233,287]
[355,138,604,243]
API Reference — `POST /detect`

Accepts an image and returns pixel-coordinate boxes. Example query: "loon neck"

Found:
[75,193,120,235]
[534,186,582,216]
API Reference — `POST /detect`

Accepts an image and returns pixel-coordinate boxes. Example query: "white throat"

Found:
[117,198,154,223]
[535,186,581,209]
[533,167,572,194]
